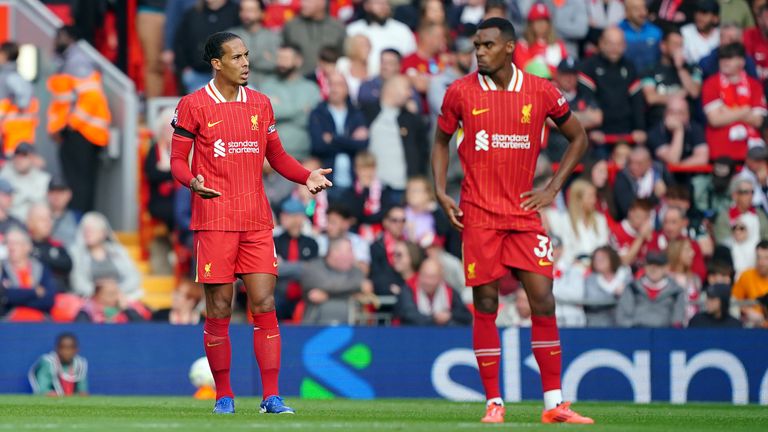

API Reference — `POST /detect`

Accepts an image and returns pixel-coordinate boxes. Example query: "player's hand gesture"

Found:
[437,192,464,231]
[190,175,221,199]
[520,186,557,212]
[307,168,333,194]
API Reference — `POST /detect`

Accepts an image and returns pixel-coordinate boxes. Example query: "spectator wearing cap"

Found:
[347,0,416,76]
[527,0,588,60]
[274,199,319,320]
[513,3,568,79]
[0,143,51,222]
[688,283,743,328]
[309,71,369,197]
[647,95,708,166]
[693,156,736,219]
[27,202,73,292]
[641,28,703,129]
[744,5,768,80]
[720,0,755,29]
[613,146,672,220]
[395,257,471,326]
[681,0,720,64]
[47,177,79,246]
[583,246,633,327]
[617,251,687,327]
[732,240,768,326]
[578,26,646,153]
[283,0,346,76]
[547,57,602,161]
[713,177,768,249]
[702,43,767,162]
[0,178,25,238]
[619,0,662,72]
[699,23,759,80]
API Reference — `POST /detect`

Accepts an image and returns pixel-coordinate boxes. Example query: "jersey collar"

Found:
[205,80,247,103]
[477,63,524,92]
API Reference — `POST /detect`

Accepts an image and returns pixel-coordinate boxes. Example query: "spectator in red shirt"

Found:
[744,5,768,80]
[702,42,768,161]
[611,198,654,267]
[646,206,707,281]
[401,23,446,113]
[513,3,567,79]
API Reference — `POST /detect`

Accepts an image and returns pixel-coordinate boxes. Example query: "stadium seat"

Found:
[6,307,46,322]
[50,294,85,322]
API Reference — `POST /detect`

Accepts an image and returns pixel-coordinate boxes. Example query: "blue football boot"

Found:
[212,397,235,414]
[260,395,295,414]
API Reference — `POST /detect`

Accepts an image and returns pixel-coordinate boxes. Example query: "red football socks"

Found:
[473,310,502,400]
[251,310,281,399]
[531,315,562,392]
[203,316,233,400]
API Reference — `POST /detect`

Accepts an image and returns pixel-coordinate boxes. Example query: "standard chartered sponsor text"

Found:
[491,133,530,149]
[227,140,260,154]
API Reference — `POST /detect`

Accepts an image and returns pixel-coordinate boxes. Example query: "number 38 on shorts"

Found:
[533,234,554,262]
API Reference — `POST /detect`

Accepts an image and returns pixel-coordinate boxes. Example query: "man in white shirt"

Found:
[681,0,720,64]
[347,0,416,75]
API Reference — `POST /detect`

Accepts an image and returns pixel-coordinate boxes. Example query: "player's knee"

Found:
[249,295,275,314]
[528,291,555,315]
[207,298,233,318]
[474,296,499,314]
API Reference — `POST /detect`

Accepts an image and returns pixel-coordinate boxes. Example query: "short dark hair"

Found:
[381,48,402,61]
[476,17,516,42]
[0,42,19,62]
[384,205,405,219]
[485,0,508,14]
[280,43,304,58]
[707,260,733,278]
[629,198,655,212]
[56,332,78,347]
[662,26,682,42]
[757,240,768,251]
[327,204,353,220]
[319,45,341,63]
[203,32,242,63]
[719,42,746,60]
[666,185,691,203]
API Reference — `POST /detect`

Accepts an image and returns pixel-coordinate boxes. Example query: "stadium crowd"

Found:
[2,0,768,329]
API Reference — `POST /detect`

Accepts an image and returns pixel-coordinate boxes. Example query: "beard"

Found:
[365,12,388,26]
[276,66,296,79]
[55,43,68,55]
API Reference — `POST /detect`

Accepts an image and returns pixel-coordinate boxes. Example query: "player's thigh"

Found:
[512,269,555,316]
[235,230,279,277]
[500,230,554,280]
[194,230,239,283]
[461,226,507,287]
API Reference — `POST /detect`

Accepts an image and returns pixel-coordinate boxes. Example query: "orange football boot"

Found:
[480,403,505,423]
[541,402,594,424]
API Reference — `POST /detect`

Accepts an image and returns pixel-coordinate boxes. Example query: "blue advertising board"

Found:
[0,324,766,404]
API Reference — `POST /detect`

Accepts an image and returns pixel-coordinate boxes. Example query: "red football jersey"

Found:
[437,66,570,230]
[744,27,768,81]
[173,82,279,231]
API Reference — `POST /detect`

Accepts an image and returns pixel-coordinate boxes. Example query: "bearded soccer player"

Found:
[170,32,332,415]
[432,18,592,424]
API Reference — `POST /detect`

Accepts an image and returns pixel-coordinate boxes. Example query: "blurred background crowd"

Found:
[2,0,768,330]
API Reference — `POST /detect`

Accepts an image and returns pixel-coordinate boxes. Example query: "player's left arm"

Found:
[521,84,588,212]
[264,101,333,194]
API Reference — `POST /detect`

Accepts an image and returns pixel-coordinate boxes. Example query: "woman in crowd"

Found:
[336,34,371,106]
[513,3,568,78]
[667,238,703,321]
[69,212,142,301]
[555,179,611,265]
[584,246,632,327]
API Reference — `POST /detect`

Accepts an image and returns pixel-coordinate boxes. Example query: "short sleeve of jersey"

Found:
[172,96,200,135]
[266,99,280,143]
[543,81,570,122]
[701,78,721,113]
[750,79,768,111]
[437,83,462,135]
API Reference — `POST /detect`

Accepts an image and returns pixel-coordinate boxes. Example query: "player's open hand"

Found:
[190,175,221,199]
[437,192,464,231]
[520,186,557,212]
[307,168,333,194]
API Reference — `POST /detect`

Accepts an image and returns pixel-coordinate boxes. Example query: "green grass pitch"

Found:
[0,395,766,432]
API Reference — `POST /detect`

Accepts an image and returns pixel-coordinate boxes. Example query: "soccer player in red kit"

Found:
[432,18,593,424]
[170,32,332,415]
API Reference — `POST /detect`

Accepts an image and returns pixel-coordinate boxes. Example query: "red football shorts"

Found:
[194,230,277,283]
[462,226,554,286]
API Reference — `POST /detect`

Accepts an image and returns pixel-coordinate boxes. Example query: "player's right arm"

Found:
[170,97,221,199]
[432,83,464,231]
